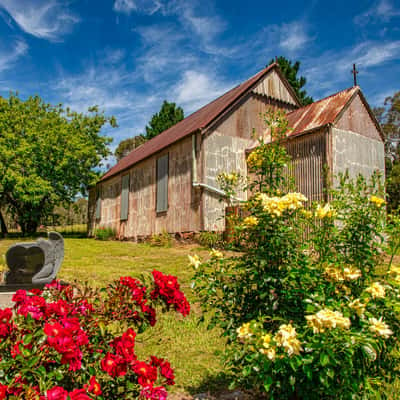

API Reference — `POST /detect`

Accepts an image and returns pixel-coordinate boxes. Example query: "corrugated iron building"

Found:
[88,63,384,239]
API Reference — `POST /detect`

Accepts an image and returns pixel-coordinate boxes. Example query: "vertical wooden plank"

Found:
[156,154,169,212]
[120,174,129,220]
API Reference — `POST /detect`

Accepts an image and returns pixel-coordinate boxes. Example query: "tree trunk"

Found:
[19,219,38,236]
[0,210,7,238]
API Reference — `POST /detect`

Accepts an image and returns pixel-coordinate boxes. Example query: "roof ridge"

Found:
[101,63,279,181]
[287,86,358,115]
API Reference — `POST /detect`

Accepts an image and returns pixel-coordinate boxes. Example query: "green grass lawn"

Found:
[1,237,399,398]
[0,237,227,395]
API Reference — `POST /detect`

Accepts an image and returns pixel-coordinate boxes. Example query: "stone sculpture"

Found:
[4,232,64,286]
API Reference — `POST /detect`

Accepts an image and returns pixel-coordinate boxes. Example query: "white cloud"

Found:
[174,70,234,113]
[354,0,400,26]
[0,39,28,73]
[0,0,80,42]
[279,21,311,52]
[113,0,161,15]
[113,0,137,14]
[55,65,135,113]
[134,24,198,83]
[354,41,400,68]
[303,40,400,97]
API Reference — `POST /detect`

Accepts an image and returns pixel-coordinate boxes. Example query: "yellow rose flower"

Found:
[274,324,303,356]
[369,317,393,339]
[188,254,201,269]
[256,192,307,217]
[209,248,223,259]
[247,151,263,169]
[237,322,253,339]
[306,309,351,333]
[365,282,386,298]
[243,216,259,227]
[343,266,362,280]
[324,265,361,282]
[315,203,336,219]
[349,299,366,317]
[261,333,272,348]
[260,347,276,361]
[369,196,385,208]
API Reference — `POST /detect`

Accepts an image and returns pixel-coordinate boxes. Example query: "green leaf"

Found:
[23,334,33,345]
[320,353,329,367]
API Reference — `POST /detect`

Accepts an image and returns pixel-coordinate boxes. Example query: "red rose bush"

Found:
[0,270,189,399]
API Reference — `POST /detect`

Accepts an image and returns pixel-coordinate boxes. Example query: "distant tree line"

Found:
[374,91,400,212]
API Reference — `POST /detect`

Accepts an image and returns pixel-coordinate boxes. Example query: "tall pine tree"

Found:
[145,100,184,140]
[270,56,313,106]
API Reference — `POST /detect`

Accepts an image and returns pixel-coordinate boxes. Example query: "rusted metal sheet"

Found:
[287,87,358,137]
[335,93,383,141]
[285,130,327,203]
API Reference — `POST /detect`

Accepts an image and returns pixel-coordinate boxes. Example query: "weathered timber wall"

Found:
[201,93,291,231]
[336,93,382,141]
[285,130,327,202]
[252,69,298,106]
[332,128,385,181]
[94,136,200,239]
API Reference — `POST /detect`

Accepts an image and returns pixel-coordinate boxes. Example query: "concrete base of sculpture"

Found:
[1,232,64,288]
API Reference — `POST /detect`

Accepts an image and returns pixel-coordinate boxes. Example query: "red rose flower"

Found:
[140,385,168,400]
[133,361,158,386]
[101,353,127,377]
[0,384,7,400]
[151,270,190,316]
[88,376,102,396]
[68,388,91,400]
[46,386,68,400]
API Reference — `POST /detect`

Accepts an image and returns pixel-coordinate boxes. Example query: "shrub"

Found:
[95,226,115,241]
[149,230,173,247]
[197,231,223,249]
[0,271,190,399]
[192,109,400,399]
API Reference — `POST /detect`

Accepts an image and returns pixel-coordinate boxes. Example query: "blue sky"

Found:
[0,0,399,158]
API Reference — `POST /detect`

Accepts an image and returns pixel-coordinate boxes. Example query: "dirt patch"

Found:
[168,390,254,400]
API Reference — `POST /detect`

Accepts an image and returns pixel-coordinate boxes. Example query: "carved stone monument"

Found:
[2,232,64,290]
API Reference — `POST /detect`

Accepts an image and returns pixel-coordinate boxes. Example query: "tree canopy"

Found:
[114,135,147,162]
[145,100,184,140]
[0,94,116,234]
[269,56,313,106]
[374,91,400,212]
[114,100,184,161]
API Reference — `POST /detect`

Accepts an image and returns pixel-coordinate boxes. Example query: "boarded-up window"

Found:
[120,174,130,220]
[156,154,169,212]
[95,187,101,219]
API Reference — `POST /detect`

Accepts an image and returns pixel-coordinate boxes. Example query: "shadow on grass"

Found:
[186,371,233,396]
[2,231,88,239]
[185,372,263,399]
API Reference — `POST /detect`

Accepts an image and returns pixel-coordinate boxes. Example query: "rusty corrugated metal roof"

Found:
[287,86,359,137]
[101,63,282,181]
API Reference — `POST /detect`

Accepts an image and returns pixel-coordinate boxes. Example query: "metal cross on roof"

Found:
[352,64,359,86]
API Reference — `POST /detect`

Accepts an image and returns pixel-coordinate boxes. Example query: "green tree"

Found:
[373,91,400,212]
[145,100,184,140]
[269,56,313,106]
[114,134,147,161]
[0,94,116,235]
